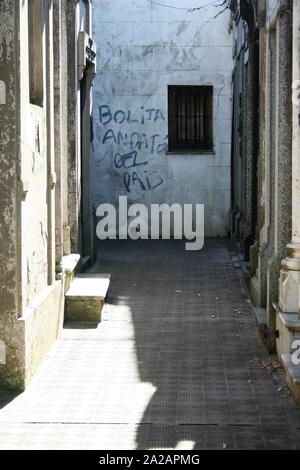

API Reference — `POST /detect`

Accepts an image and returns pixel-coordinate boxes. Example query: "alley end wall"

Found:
[92,0,233,236]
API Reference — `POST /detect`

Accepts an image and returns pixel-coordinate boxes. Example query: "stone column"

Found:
[53,0,63,267]
[265,26,278,353]
[67,0,80,254]
[279,0,300,313]
[243,51,254,260]
[45,0,56,285]
[267,3,292,352]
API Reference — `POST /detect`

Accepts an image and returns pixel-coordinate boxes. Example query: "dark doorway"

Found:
[80,66,94,260]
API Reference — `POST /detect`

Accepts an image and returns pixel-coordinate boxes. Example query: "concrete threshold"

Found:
[65,274,111,323]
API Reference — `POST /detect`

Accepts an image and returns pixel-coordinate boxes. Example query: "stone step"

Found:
[65,274,111,322]
[281,353,300,404]
[253,306,268,340]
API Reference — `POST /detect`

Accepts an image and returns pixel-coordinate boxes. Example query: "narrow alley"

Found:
[1,240,300,450]
[2,0,300,454]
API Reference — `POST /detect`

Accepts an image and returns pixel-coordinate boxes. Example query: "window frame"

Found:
[168,85,214,153]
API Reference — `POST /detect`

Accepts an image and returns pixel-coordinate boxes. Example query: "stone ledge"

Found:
[65,274,110,301]
[278,313,300,332]
[274,303,300,331]
[65,274,111,322]
[281,353,300,404]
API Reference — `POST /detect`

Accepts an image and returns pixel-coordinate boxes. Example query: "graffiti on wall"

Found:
[98,104,168,193]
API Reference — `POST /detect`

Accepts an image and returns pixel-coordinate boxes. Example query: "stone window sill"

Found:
[166,150,215,156]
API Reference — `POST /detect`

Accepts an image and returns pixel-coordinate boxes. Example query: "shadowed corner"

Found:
[0,391,21,411]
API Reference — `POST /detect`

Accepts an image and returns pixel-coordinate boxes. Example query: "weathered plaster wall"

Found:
[0,0,24,389]
[18,1,49,309]
[92,0,233,236]
[0,0,87,390]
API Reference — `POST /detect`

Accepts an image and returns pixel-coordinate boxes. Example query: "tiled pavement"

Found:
[1,239,300,449]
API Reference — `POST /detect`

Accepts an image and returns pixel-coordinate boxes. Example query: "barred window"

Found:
[168,86,213,152]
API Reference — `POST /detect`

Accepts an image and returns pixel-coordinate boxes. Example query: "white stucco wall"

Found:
[92,0,233,236]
